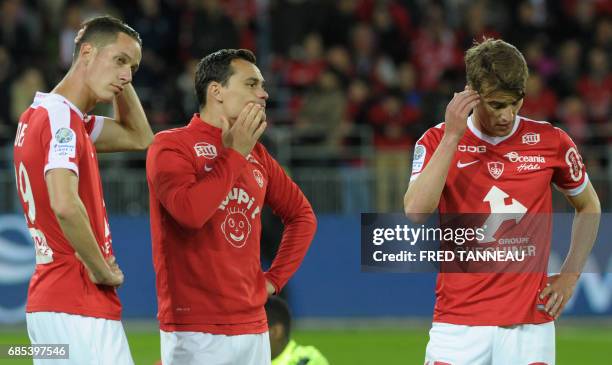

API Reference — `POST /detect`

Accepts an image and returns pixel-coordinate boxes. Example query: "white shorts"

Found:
[425,322,555,365]
[160,330,271,365]
[26,312,134,365]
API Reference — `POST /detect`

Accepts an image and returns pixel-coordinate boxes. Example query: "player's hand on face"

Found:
[444,86,480,140]
[539,273,579,320]
[222,102,267,157]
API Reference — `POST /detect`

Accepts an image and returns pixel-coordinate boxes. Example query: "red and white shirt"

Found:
[13,92,120,320]
[146,114,316,335]
[412,114,588,325]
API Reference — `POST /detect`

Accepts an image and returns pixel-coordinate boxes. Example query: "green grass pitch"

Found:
[0,326,610,364]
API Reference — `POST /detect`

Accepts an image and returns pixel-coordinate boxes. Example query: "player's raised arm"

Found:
[147,103,265,229]
[46,169,123,286]
[94,82,154,152]
[404,87,480,221]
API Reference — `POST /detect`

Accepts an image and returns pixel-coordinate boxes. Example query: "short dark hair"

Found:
[195,49,257,108]
[265,296,291,339]
[73,15,142,61]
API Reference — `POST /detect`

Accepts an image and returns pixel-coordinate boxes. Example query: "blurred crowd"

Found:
[1,0,611,210]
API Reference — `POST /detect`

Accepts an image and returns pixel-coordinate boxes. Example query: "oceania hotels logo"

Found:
[504,151,546,163]
[0,215,35,323]
[504,151,545,172]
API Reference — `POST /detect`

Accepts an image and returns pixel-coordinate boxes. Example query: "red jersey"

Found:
[146,114,316,335]
[411,115,588,325]
[13,92,120,320]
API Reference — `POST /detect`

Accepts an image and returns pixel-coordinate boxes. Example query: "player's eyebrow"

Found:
[486,97,521,106]
[245,77,265,86]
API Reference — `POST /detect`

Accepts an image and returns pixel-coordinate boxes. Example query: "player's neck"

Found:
[200,107,228,130]
[51,68,97,115]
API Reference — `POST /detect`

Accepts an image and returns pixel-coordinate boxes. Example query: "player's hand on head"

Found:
[539,273,579,320]
[224,102,267,157]
[444,86,480,139]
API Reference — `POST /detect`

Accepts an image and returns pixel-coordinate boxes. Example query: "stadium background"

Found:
[0,0,610,363]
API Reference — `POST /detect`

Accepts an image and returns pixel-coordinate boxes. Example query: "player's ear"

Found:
[78,43,95,64]
[209,81,223,103]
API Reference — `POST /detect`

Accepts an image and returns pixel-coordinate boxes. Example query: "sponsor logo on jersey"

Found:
[412,145,426,173]
[517,163,541,172]
[456,160,479,168]
[253,169,264,188]
[218,187,262,248]
[52,127,76,158]
[521,132,540,145]
[504,151,546,163]
[221,207,252,248]
[565,147,583,182]
[246,154,262,166]
[194,142,217,159]
[55,127,74,143]
[458,145,486,153]
[487,161,504,179]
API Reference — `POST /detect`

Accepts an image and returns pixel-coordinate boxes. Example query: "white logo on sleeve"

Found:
[565,147,584,182]
[412,145,426,173]
[52,127,76,158]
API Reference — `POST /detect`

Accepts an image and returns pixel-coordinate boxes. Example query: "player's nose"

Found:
[119,69,132,84]
[500,106,513,122]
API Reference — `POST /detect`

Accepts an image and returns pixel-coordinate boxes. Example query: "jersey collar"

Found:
[189,113,223,137]
[467,114,521,145]
[34,92,85,119]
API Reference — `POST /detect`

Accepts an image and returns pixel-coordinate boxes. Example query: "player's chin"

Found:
[97,92,116,103]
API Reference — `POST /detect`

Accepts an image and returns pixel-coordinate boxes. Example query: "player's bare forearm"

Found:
[404,134,459,220]
[113,84,153,149]
[540,182,600,319]
[46,170,119,285]
[561,182,601,274]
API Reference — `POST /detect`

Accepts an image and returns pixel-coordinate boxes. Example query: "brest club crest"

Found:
[253,169,264,188]
[220,207,252,248]
[487,161,504,179]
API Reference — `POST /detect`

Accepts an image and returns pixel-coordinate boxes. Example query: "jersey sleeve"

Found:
[261,146,317,293]
[551,127,588,196]
[43,101,81,176]
[146,133,248,229]
[409,124,444,182]
[84,115,104,142]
